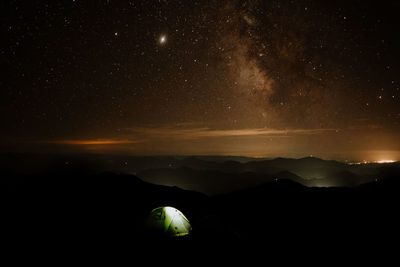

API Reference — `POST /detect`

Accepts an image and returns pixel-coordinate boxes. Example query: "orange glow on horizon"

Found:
[47,139,135,145]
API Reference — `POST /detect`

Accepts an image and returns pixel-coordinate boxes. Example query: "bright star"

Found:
[159,34,167,44]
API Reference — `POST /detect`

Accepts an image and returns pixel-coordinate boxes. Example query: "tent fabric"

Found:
[148,206,192,236]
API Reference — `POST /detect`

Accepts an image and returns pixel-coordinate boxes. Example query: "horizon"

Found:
[2,151,399,165]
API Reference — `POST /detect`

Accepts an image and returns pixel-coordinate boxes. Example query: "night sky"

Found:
[2,0,400,161]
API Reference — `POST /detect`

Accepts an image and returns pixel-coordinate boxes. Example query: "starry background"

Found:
[2,0,400,161]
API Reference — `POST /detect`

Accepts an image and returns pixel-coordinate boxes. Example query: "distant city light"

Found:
[349,159,396,165]
[374,159,395,164]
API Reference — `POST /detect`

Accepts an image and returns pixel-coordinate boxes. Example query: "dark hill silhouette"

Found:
[137,167,308,195]
[212,177,400,249]
[1,171,208,256]
[2,153,399,190]
[2,167,400,259]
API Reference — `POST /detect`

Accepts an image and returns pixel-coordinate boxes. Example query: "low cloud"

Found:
[46,127,337,146]
[126,126,337,140]
[42,126,338,158]
[46,139,137,145]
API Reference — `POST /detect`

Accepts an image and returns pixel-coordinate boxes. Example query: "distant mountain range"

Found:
[134,156,399,193]
[1,153,399,195]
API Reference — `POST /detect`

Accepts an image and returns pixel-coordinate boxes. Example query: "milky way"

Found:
[2,0,400,161]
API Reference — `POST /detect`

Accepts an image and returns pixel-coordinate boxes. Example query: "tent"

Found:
[147,206,192,237]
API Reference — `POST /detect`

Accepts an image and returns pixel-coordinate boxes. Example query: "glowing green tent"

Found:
[148,206,192,237]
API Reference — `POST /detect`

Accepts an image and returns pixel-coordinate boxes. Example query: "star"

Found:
[159,34,167,44]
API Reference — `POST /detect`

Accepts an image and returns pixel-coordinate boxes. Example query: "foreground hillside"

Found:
[2,169,400,258]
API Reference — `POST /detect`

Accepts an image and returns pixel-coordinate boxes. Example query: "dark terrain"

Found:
[2,154,400,260]
[1,153,395,193]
